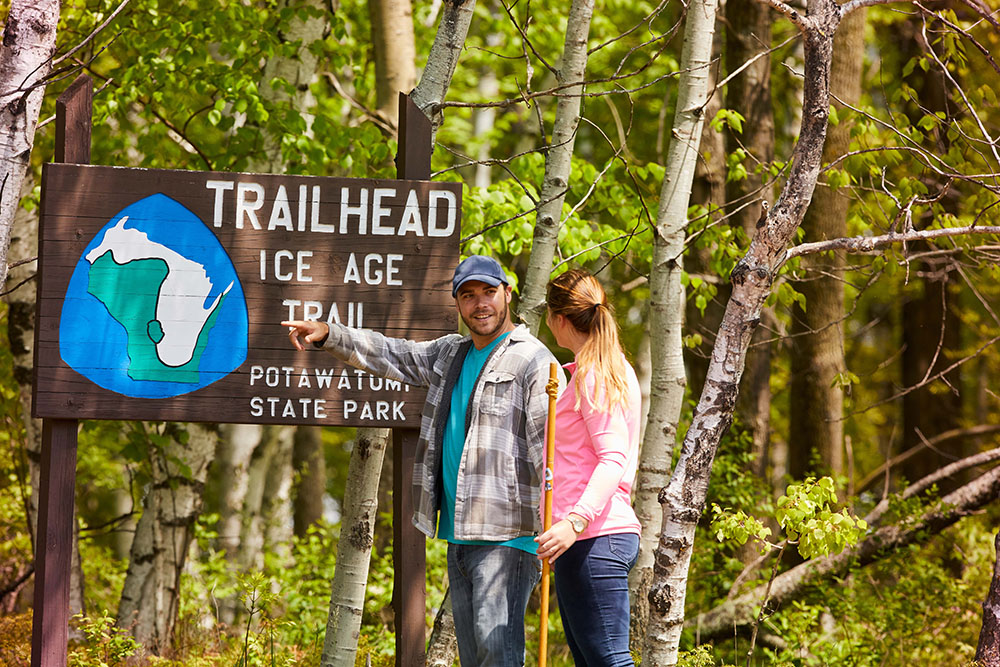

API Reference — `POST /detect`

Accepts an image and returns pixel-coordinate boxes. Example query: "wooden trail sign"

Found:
[34,163,461,426]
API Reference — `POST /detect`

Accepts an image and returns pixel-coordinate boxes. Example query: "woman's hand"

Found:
[535,519,579,564]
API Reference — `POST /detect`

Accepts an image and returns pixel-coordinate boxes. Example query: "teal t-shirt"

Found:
[437,332,537,554]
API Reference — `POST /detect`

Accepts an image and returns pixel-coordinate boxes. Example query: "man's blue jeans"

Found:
[447,543,542,667]
[553,532,640,666]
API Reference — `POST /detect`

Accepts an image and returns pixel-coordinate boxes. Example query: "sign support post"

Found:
[392,92,431,667]
[31,73,92,667]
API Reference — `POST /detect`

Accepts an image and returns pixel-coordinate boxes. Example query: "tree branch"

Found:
[783,225,1000,262]
[855,425,1000,495]
[52,0,131,66]
[690,463,1000,639]
[864,445,1000,526]
[755,0,813,31]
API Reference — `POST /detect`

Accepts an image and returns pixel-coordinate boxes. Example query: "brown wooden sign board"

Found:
[33,163,460,426]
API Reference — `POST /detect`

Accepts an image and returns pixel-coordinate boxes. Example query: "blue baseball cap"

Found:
[452,255,508,297]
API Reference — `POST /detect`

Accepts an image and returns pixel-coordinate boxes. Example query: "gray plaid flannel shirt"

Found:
[322,322,564,541]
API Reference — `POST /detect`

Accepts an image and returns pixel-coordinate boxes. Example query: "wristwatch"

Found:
[567,514,587,534]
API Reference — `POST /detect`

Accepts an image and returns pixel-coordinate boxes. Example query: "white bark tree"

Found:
[518,0,597,333]
[0,0,58,290]
[117,424,219,652]
[248,0,328,173]
[212,423,263,625]
[635,0,721,659]
[320,428,389,667]
[635,0,1000,660]
[643,0,843,660]
[410,0,477,138]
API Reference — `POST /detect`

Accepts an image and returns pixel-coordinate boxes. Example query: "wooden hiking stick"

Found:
[539,362,559,667]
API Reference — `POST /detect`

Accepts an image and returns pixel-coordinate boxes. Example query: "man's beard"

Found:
[462,299,508,338]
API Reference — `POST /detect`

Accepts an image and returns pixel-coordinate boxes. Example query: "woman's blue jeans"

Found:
[447,543,542,667]
[553,532,640,667]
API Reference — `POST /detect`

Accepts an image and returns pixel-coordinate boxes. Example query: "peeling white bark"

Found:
[520,0,597,333]
[643,0,845,662]
[0,0,58,290]
[321,428,389,667]
[410,0,477,138]
[117,424,219,652]
[633,0,719,651]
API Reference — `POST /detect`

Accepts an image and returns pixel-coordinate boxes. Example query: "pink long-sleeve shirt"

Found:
[551,359,642,540]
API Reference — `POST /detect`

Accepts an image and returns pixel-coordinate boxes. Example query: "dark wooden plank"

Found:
[31,420,79,667]
[392,428,427,667]
[54,75,92,164]
[33,73,90,667]
[393,92,431,667]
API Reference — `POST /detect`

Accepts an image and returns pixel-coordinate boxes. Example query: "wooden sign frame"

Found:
[31,79,437,667]
[34,164,459,426]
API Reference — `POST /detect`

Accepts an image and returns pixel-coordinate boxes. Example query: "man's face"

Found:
[455,280,512,344]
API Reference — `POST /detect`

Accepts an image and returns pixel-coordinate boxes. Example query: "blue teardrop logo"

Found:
[60,193,248,398]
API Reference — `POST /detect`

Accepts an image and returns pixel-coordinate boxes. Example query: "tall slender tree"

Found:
[117,424,218,651]
[519,0,597,333]
[321,429,389,667]
[787,7,866,479]
[369,0,416,127]
[644,0,845,659]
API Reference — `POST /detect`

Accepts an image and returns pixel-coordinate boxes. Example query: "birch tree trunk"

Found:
[210,423,263,626]
[260,426,295,561]
[0,0,58,291]
[473,30,502,189]
[117,424,219,652]
[426,587,459,666]
[0,10,61,598]
[410,0,477,138]
[519,0,596,333]
[977,530,1000,667]
[631,5,722,647]
[635,0,720,659]
[247,0,327,173]
[369,0,416,127]
[320,427,389,667]
[788,7,864,480]
[240,426,294,571]
[7,172,88,618]
[643,0,844,661]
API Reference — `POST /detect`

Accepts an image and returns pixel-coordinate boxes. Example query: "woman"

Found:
[536,268,642,666]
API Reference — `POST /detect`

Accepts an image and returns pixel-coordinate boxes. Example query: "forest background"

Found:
[0,0,999,665]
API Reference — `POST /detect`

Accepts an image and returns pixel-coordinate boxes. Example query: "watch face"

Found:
[570,517,585,533]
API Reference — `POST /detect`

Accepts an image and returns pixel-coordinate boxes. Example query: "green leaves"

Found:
[776,477,868,560]
[710,108,746,134]
[712,477,868,561]
[710,503,772,551]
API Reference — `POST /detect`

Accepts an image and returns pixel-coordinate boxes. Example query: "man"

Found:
[284,254,562,666]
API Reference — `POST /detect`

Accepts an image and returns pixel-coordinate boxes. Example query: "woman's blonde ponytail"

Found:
[546,269,628,412]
